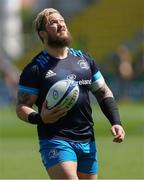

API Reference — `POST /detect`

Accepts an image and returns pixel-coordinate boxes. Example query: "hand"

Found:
[40,101,68,124]
[111,124,125,143]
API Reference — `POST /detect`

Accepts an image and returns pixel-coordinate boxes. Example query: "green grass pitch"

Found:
[0,101,144,179]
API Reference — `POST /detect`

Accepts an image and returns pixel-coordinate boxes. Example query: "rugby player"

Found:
[16,8,125,180]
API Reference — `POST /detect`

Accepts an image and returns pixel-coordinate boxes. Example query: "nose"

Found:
[57,21,65,31]
[57,21,62,26]
[57,20,63,27]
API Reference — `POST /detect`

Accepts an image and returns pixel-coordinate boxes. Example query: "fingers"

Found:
[49,107,68,120]
[41,101,48,111]
[41,101,68,124]
[111,127,117,136]
[113,133,125,143]
[111,125,125,143]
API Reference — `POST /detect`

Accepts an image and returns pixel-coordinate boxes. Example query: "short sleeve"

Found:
[18,63,40,95]
[83,53,105,92]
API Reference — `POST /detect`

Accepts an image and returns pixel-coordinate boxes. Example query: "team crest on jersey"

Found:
[45,70,56,78]
[67,74,77,80]
[77,59,89,70]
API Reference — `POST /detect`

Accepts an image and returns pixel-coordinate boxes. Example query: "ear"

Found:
[39,30,47,40]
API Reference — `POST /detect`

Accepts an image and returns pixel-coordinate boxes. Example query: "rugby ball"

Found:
[46,79,79,110]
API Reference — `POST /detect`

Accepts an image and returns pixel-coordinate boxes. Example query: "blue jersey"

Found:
[18,48,105,141]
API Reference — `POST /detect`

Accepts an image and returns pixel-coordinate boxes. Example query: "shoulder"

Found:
[20,51,46,78]
[22,50,50,72]
[69,48,90,58]
[69,48,100,73]
[69,48,84,58]
[69,48,97,63]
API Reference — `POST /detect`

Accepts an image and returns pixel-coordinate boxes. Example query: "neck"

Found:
[44,45,68,59]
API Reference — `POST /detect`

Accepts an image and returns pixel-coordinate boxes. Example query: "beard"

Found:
[46,31,72,48]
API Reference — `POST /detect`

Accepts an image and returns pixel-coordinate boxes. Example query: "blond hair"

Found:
[33,8,60,40]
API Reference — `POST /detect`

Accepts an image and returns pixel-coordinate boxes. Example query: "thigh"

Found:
[76,141,98,175]
[39,139,78,178]
[48,161,78,179]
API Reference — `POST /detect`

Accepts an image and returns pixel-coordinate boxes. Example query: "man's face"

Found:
[44,13,72,48]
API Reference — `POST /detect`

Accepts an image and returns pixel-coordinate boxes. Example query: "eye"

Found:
[49,19,65,26]
[49,20,57,26]
[60,19,65,23]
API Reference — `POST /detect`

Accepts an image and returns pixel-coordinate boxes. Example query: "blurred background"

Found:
[0,0,143,179]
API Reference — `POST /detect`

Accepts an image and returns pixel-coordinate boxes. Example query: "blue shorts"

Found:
[39,139,98,174]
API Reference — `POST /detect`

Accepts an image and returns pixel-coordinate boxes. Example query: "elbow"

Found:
[94,84,114,103]
[16,105,23,120]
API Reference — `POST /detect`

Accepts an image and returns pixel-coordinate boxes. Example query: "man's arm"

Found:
[16,92,68,124]
[92,83,125,143]
[16,92,38,123]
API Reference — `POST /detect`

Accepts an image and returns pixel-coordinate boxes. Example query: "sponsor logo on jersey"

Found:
[77,59,90,70]
[45,70,56,78]
[66,74,91,85]
[78,79,91,85]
